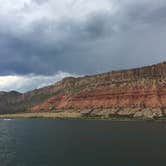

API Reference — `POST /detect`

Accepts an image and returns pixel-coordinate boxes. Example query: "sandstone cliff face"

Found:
[0,62,166,118]
[29,62,166,118]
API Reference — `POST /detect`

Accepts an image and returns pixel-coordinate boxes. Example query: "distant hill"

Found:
[0,61,166,119]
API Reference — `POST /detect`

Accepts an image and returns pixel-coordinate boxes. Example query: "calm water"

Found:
[0,119,166,166]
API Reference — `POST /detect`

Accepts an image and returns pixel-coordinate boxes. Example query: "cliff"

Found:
[0,62,166,119]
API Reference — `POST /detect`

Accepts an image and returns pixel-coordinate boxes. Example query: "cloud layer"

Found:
[0,0,166,91]
[0,71,78,92]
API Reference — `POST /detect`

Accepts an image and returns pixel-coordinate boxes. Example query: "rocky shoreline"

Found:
[0,108,166,121]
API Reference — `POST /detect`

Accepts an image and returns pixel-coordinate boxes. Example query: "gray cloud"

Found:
[32,0,47,5]
[0,0,166,78]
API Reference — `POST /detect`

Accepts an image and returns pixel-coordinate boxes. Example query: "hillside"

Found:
[0,62,166,119]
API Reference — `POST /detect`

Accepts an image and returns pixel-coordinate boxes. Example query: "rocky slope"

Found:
[0,62,166,119]
[0,91,22,114]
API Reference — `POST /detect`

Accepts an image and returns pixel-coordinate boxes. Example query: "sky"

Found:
[0,0,166,92]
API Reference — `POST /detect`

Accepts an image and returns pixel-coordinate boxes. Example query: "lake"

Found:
[0,119,166,166]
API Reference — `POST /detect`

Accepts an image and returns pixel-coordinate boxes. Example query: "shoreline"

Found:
[0,112,166,121]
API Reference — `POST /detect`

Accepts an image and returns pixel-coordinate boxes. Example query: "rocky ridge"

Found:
[0,62,166,119]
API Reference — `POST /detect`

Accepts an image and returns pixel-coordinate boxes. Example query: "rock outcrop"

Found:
[0,62,166,119]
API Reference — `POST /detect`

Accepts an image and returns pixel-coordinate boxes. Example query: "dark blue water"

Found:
[0,119,166,166]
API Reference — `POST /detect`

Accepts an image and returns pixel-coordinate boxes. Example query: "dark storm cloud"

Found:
[0,0,166,76]
[0,10,114,75]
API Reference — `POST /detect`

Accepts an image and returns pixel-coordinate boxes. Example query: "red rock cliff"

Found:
[29,62,166,118]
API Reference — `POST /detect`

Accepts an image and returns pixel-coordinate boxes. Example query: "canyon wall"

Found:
[0,62,166,118]
[30,62,166,118]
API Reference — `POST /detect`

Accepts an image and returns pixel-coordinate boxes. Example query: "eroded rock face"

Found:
[0,62,166,118]
[29,62,166,118]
